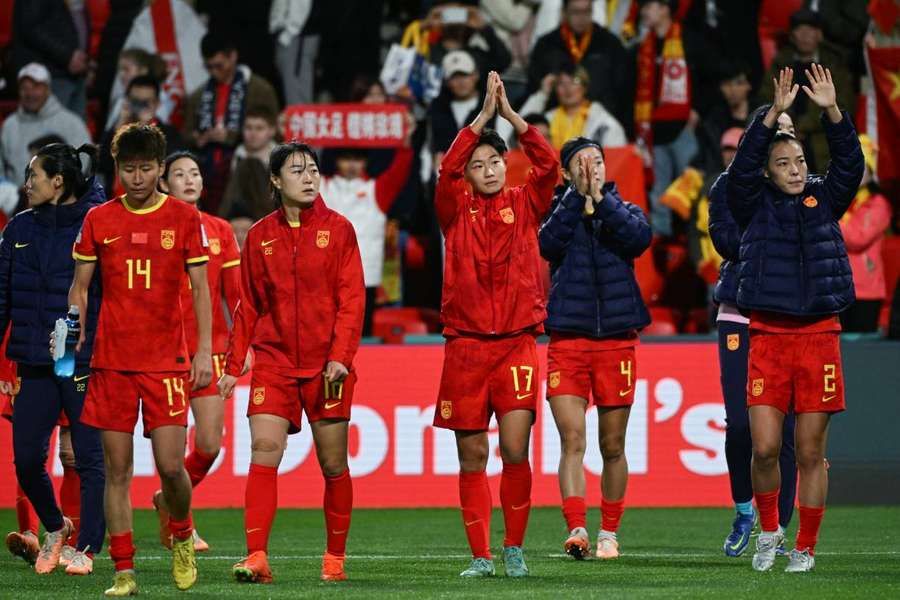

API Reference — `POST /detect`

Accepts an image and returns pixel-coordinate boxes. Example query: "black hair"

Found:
[162,150,202,181]
[111,123,167,164]
[27,134,66,154]
[244,104,278,127]
[268,142,320,205]
[523,113,550,128]
[201,30,237,60]
[717,59,750,84]
[473,129,507,158]
[767,131,803,159]
[32,143,99,200]
[560,136,604,171]
[126,74,161,98]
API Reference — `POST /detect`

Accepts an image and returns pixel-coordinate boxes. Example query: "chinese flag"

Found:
[868,0,900,35]
[867,46,900,182]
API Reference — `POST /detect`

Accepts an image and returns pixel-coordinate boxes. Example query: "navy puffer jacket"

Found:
[539,183,651,337]
[726,109,863,316]
[708,171,740,305]
[0,178,105,365]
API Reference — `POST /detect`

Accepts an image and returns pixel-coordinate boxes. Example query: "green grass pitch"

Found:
[0,507,897,599]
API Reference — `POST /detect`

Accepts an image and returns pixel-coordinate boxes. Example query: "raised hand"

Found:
[802,63,837,109]
[481,71,500,119]
[771,67,799,114]
[497,78,514,120]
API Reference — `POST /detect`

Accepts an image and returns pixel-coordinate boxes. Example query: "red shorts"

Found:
[80,370,191,437]
[434,333,539,431]
[546,338,636,407]
[747,331,846,414]
[2,379,70,426]
[190,353,227,399]
[247,369,355,434]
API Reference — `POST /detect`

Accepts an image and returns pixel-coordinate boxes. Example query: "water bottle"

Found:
[53,305,80,378]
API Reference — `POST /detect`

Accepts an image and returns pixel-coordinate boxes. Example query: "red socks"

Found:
[562,496,587,531]
[184,448,218,488]
[169,514,194,542]
[795,505,825,555]
[60,465,81,546]
[15,484,38,535]
[245,463,278,554]
[500,461,532,548]
[754,488,780,532]
[459,471,492,559]
[109,531,135,572]
[324,470,353,557]
[601,498,625,533]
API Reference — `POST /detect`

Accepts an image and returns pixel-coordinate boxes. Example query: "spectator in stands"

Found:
[501,65,626,150]
[478,0,539,82]
[228,214,254,250]
[270,0,320,105]
[11,0,90,116]
[184,30,280,215]
[429,50,489,164]
[839,135,892,333]
[531,0,638,47]
[528,0,632,134]
[104,48,169,132]
[696,63,754,176]
[219,106,279,222]
[759,8,854,173]
[98,75,186,192]
[0,64,91,187]
[635,0,701,237]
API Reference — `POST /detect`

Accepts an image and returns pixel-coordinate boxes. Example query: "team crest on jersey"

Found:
[209,238,221,255]
[549,371,561,389]
[252,387,266,405]
[440,400,452,419]
[316,230,330,248]
[726,334,740,351]
[161,229,175,250]
[499,207,515,224]
[803,196,818,208]
[751,378,764,397]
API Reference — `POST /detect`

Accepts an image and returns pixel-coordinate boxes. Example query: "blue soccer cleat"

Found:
[723,509,756,557]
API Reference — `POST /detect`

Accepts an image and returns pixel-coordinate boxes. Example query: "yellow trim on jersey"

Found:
[287,220,300,228]
[222,259,241,268]
[121,193,168,214]
[73,252,97,262]
[186,256,210,265]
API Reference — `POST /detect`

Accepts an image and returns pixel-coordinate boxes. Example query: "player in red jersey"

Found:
[68,123,213,595]
[150,151,241,552]
[432,72,559,578]
[218,142,365,584]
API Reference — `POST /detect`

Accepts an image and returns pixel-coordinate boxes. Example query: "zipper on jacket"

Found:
[486,206,496,334]
[293,221,301,369]
[796,197,806,309]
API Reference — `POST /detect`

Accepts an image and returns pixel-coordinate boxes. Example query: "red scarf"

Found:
[634,21,691,149]
[560,22,593,65]
[151,0,188,128]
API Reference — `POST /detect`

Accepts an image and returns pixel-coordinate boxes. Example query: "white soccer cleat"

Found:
[595,532,619,560]
[785,549,815,573]
[752,527,784,572]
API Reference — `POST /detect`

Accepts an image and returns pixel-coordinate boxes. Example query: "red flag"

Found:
[867,46,900,182]
[868,0,900,35]
[151,0,188,129]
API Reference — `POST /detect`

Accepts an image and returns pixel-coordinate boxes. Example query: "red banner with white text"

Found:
[0,343,731,508]
[283,104,409,148]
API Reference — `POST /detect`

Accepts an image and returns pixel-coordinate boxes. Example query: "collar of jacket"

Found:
[33,177,105,227]
[278,194,327,227]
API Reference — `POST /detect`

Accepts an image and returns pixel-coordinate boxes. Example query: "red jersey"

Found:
[180,212,241,354]
[73,194,209,372]
[224,198,365,378]
[436,125,559,336]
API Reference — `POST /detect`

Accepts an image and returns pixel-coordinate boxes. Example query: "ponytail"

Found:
[33,142,99,201]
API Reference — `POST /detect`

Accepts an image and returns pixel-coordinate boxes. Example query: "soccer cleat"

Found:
[785,548,815,572]
[751,527,785,572]
[5,531,40,565]
[320,551,347,581]
[459,557,495,577]
[34,517,74,574]
[59,544,77,566]
[192,529,209,552]
[152,489,173,550]
[65,550,93,575]
[104,570,138,596]
[776,539,787,556]
[595,532,620,560]
[502,546,529,577]
[724,510,756,557]
[564,527,590,560]
[233,551,273,584]
[172,535,198,590]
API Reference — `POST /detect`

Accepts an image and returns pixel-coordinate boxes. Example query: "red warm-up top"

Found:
[436,124,559,336]
[224,197,365,378]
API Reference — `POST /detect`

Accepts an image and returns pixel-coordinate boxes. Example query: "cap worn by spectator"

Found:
[442,50,477,80]
[17,63,51,85]
[789,8,823,31]
[720,127,743,150]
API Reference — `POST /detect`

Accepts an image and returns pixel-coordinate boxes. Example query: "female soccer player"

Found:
[432,71,558,578]
[727,65,863,573]
[218,142,365,584]
[0,143,106,576]
[539,137,651,560]
[150,151,241,551]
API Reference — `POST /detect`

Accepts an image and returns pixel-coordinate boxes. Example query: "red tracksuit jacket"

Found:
[436,124,559,335]
[224,197,365,378]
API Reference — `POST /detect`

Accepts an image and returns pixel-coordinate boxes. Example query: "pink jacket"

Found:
[840,190,892,300]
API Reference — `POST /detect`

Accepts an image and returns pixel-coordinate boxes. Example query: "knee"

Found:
[105,464,131,487]
[795,446,824,472]
[559,430,586,457]
[458,448,489,474]
[156,458,185,483]
[320,458,348,478]
[599,434,626,463]
[195,435,222,459]
[500,442,528,465]
[251,438,285,465]
[752,443,780,466]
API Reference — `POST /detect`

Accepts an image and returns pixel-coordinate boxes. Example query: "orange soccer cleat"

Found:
[564,528,591,560]
[233,550,273,584]
[34,517,74,574]
[320,551,347,581]
[152,490,173,550]
[6,531,40,565]
[192,529,209,552]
